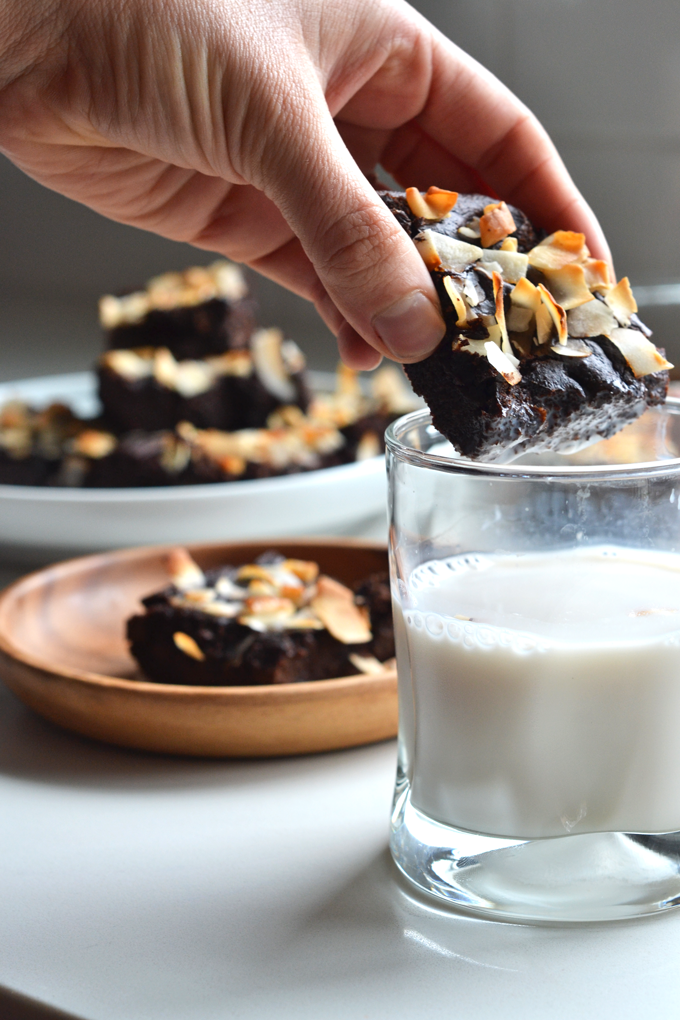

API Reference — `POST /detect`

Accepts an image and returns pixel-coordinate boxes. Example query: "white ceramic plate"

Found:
[0,372,388,561]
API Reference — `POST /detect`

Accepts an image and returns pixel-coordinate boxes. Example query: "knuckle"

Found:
[311,200,401,291]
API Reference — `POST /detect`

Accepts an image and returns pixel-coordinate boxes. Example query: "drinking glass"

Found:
[386,398,680,922]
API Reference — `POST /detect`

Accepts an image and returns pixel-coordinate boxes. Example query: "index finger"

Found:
[415,32,612,264]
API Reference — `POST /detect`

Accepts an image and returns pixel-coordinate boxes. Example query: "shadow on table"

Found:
[0,680,393,791]
[0,986,87,1020]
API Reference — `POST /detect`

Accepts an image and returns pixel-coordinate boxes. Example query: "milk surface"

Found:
[398,547,680,838]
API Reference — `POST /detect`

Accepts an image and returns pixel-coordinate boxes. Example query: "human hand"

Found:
[0,0,611,368]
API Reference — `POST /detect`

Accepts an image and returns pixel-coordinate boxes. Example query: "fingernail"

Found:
[372,291,445,361]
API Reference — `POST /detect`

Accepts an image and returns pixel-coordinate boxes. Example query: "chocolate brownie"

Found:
[100,261,257,359]
[308,363,419,461]
[97,331,309,435]
[0,402,83,486]
[127,549,395,686]
[381,189,671,461]
[177,417,347,482]
[56,429,192,488]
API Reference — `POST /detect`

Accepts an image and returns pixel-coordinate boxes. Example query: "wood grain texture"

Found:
[0,540,397,757]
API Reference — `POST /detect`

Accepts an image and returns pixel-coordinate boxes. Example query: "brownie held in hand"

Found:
[127,549,395,686]
[382,188,671,461]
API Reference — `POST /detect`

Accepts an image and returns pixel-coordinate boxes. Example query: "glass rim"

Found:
[385,396,680,481]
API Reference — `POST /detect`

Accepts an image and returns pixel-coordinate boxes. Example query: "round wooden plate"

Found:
[0,539,397,757]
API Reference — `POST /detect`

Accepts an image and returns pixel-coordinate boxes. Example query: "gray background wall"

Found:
[1,0,679,381]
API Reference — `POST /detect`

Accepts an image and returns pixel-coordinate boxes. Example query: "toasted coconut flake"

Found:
[551,230,588,254]
[73,429,117,459]
[528,231,588,272]
[542,264,594,310]
[507,305,533,332]
[535,303,554,346]
[237,564,276,584]
[538,284,568,345]
[181,588,215,605]
[461,339,490,358]
[479,201,517,248]
[196,601,242,618]
[349,654,390,675]
[243,596,296,617]
[609,327,673,378]
[209,350,253,379]
[511,277,541,312]
[251,328,297,403]
[168,548,206,591]
[443,276,468,327]
[173,632,205,661]
[484,341,521,385]
[284,610,325,631]
[416,230,481,273]
[153,348,179,389]
[406,187,432,219]
[414,232,442,270]
[246,579,278,597]
[283,559,319,584]
[311,575,372,644]
[604,277,638,326]
[583,258,612,292]
[550,339,593,358]
[103,349,153,381]
[356,431,382,460]
[406,186,458,220]
[491,271,512,355]
[173,360,215,398]
[370,365,418,413]
[459,217,481,240]
[464,277,482,306]
[567,298,617,338]
[480,248,528,284]
[424,186,459,217]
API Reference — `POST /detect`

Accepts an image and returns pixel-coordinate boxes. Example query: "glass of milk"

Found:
[386,399,680,922]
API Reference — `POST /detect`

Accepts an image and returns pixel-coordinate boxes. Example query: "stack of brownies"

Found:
[0,260,416,487]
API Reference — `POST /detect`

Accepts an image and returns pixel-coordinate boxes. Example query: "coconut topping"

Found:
[166,549,375,644]
[406,186,459,221]
[177,416,345,475]
[0,402,83,462]
[98,260,248,328]
[250,328,305,402]
[100,347,253,395]
[479,201,517,248]
[412,192,673,384]
[308,363,419,431]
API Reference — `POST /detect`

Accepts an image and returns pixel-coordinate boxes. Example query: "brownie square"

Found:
[127,550,394,686]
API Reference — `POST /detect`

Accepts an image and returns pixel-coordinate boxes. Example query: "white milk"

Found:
[398,547,680,838]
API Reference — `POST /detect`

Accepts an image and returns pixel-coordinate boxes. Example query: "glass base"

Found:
[391,778,680,923]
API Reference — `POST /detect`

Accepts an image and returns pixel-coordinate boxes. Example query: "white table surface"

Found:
[1,573,680,1020]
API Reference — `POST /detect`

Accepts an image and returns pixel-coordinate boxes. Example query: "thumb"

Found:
[261,93,445,363]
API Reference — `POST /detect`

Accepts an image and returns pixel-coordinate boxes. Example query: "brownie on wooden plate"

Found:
[127,549,395,686]
[381,188,671,461]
